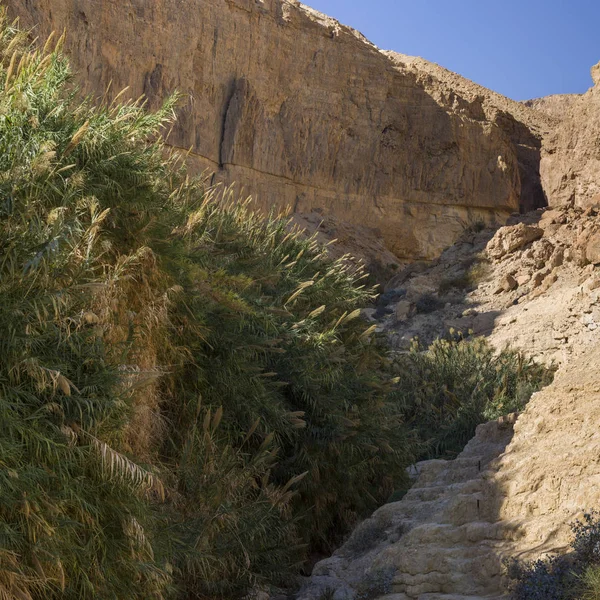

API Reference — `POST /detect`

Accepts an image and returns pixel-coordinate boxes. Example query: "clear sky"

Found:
[304,0,600,101]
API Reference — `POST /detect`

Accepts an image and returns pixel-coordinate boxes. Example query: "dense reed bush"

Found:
[390,337,553,460]
[0,12,415,597]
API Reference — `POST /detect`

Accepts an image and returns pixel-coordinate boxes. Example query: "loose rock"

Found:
[486,224,544,259]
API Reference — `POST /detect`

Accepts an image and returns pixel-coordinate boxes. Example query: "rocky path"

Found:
[299,206,600,600]
[299,346,600,599]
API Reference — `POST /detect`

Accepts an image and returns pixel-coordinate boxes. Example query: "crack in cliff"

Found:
[166,141,517,218]
[218,78,239,169]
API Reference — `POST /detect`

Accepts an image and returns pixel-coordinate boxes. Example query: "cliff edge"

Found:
[7,0,534,261]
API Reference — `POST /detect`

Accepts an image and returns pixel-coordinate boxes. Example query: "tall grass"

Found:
[0,12,415,597]
[390,338,553,459]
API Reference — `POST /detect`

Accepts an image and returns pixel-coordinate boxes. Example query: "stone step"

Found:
[418,595,508,600]
[396,519,523,547]
[411,457,491,489]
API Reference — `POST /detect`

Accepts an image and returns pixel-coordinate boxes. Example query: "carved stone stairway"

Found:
[299,346,600,599]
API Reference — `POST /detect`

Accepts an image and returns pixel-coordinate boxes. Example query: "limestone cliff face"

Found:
[540,64,600,208]
[386,52,553,214]
[6,0,525,260]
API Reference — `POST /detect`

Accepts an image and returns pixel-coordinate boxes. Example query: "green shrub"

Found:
[415,292,444,314]
[438,258,491,295]
[161,194,416,556]
[581,566,600,600]
[0,13,415,597]
[390,338,553,459]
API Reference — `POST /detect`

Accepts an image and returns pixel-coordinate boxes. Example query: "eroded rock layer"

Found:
[6,0,528,260]
[540,63,600,209]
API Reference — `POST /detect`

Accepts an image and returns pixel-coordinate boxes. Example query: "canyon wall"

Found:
[7,0,534,261]
[540,63,600,209]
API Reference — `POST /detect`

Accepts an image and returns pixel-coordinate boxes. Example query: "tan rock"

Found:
[523,94,579,120]
[592,61,600,86]
[580,193,600,212]
[387,52,551,213]
[586,231,600,264]
[585,274,600,291]
[395,301,415,322]
[529,267,559,298]
[5,0,531,262]
[486,223,544,259]
[540,63,600,210]
[531,269,549,288]
[495,273,518,293]
[549,246,565,268]
[539,208,564,226]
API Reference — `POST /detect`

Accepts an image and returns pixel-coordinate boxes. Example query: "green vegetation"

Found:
[0,13,415,598]
[390,337,553,459]
[438,257,492,294]
[507,512,600,600]
[0,13,553,599]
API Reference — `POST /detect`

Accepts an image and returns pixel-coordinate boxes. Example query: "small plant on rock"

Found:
[507,512,600,600]
[415,292,444,314]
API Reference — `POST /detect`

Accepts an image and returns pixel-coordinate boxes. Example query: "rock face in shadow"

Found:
[6,0,532,260]
[386,53,554,214]
[540,64,600,208]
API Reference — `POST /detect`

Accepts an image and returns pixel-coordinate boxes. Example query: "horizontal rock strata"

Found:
[7,0,527,260]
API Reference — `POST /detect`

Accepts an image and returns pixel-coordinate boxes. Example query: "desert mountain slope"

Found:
[523,94,581,120]
[541,63,600,208]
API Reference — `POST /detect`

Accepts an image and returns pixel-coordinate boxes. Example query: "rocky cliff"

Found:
[540,63,600,209]
[7,1,600,597]
[6,0,538,261]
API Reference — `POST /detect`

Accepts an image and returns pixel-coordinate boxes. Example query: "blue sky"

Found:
[304,0,600,101]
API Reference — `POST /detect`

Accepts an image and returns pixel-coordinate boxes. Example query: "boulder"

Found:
[472,312,496,334]
[530,268,559,298]
[549,247,565,268]
[486,224,544,259]
[501,273,518,292]
[531,269,550,288]
[539,208,567,226]
[586,232,600,265]
[395,301,416,322]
